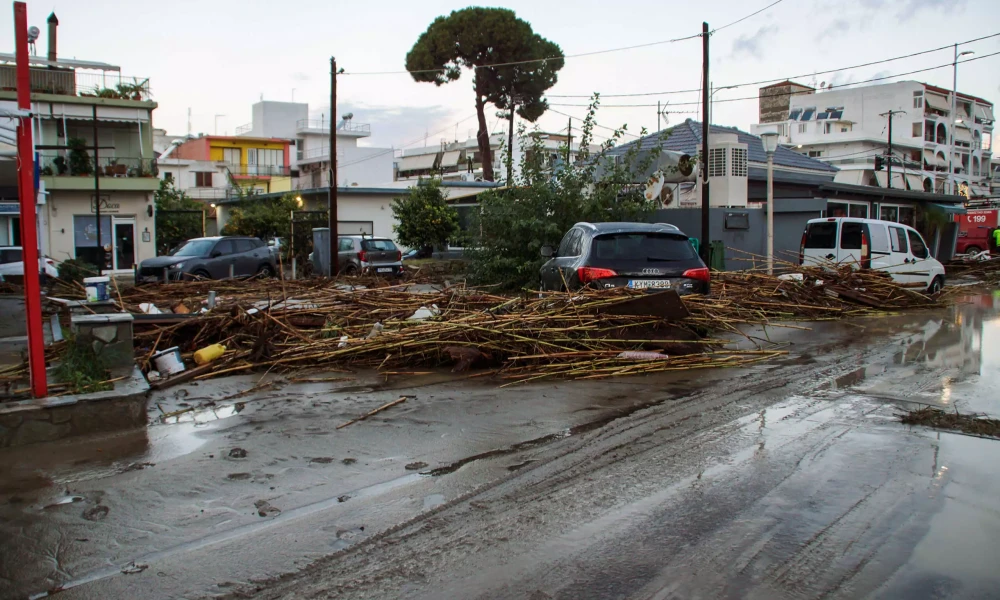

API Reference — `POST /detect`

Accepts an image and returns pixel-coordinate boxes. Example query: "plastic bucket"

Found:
[83,276,110,302]
[152,346,185,376]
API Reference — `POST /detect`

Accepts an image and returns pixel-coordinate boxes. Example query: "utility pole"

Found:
[506,98,516,184]
[657,101,660,132]
[566,117,572,165]
[328,56,339,276]
[92,105,104,272]
[13,1,46,397]
[700,22,711,265]
[880,109,906,189]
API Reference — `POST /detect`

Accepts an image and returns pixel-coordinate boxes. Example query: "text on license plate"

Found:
[627,279,671,289]
[376,267,393,273]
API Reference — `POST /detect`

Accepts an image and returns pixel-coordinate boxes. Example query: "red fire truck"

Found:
[956,209,998,254]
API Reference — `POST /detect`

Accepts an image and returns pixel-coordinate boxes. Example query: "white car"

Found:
[799,217,946,293]
[0,246,60,279]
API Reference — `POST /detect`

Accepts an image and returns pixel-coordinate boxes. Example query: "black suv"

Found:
[539,222,710,294]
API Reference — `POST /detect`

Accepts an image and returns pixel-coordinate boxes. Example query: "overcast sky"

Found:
[5,0,999,150]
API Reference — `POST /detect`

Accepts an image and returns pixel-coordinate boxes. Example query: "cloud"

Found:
[896,0,967,21]
[312,103,460,149]
[730,25,780,60]
[819,19,852,40]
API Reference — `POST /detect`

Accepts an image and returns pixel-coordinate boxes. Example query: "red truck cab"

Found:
[957,209,998,255]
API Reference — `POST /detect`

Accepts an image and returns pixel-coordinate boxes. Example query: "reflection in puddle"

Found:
[159,402,244,425]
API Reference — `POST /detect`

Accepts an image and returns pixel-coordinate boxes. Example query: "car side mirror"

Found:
[540,245,555,258]
[210,250,222,258]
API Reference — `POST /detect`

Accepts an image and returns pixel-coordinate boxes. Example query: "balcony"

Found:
[235,123,253,136]
[224,164,290,178]
[0,66,151,100]
[40,155,157,178]
[296,119,370,136]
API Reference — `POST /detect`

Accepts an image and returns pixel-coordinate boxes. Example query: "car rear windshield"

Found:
[0,249,23,264]
[361,239,397,251]
[804,222,838,249]
[590,233,696,262]
[172,240,215,257]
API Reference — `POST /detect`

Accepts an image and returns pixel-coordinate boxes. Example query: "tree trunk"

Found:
[474,93,494,182]
[507,101,515,184]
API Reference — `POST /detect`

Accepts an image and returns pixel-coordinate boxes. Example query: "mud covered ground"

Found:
[1,294,999,599]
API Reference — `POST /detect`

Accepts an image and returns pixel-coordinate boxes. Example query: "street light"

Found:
[949,47,974,195]
[709,83,737,125]
[760,132,780,275]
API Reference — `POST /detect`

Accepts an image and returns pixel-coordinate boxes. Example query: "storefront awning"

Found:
[976,104,995,122]
[924,94,950,112]
[954,126,973,144]
[439,150,462,168]
[398,153,437,172]
[905,174,924,191]
[970,184,991,198]
[874,171,888,188]
[834,170,867,186]
[929,202,967,215]
[923,149,944,167]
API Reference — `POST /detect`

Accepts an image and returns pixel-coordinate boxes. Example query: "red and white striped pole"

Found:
[14,1,47,398]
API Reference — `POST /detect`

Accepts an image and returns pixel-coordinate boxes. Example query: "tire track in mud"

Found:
[221,342,912,599]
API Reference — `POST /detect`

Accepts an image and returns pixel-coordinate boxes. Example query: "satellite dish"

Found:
[27,26,40,42]
[644,171,665,202]
[820,81,827,88]
[660,185,674,207]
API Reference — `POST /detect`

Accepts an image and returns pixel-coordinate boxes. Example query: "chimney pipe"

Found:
[47,12,58,63]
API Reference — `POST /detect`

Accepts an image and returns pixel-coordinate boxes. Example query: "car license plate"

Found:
[627,279,671,289]
[376,267,393,273]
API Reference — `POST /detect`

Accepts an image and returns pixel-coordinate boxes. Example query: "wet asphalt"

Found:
[1,293,999,599]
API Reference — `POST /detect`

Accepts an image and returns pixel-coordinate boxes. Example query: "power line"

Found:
[341,0,786,76]
[546,108,642,139]
[547,32,1000,98]
[547,50,1000,109]
[337,114,478,168]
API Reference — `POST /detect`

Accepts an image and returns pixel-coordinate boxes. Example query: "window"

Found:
[801,108,816,121]
[849,204,868,218]
[827,202,849,218]
[880,205,898,222]
[338,237,354,251]
[361,239,398,251]
[73,215,112,268]
[558,229,582,257]
[924,120,935,141]
[222,148,240,165]
[804,222,837,249]
[840,125,851,133]
[912,122,922,138]
[869,224,890,254]
[296,138,305,162]
[808,150,823,158]
[234,239,254,253]
[163,172,174,182]
[913,97,924,109]
[172,239,215,257]
[898,206,915,226]
[907,230,928,259]
[889,226,908,253]
[841,222,864,250]
[195,172,213,187]
[789,109,803,121]
[798,123,807,134]
[708,148,727,177]
[824,122,832,134]
[213,240,236,256]
[0,248,23,264]
[731,147,748,177]
[590,233,697,262]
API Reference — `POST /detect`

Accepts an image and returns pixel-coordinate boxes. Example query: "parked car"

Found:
[539,222,710,294]
[799,217,945,293]
[137,236,276,283]
[311,236,403,276]
[0,246,59,279]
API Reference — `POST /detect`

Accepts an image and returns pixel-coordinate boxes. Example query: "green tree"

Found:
[391,179,460,253]
[154,179,204,255]
[220,193,298,246]
[467,96,666,291]
[405,7,564,182]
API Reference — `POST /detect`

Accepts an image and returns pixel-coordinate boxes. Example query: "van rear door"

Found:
[801,220,839,266]
[837,221,867,267]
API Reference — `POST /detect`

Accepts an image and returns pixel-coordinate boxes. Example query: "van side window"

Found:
[907,230,929,259]
[840,223,864,250]
[889,227,908,253]
[868,224,890,254]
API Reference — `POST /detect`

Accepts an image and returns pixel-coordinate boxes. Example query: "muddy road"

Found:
[1,295,998,599]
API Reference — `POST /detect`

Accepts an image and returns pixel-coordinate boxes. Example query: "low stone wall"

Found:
[0,367,148,448]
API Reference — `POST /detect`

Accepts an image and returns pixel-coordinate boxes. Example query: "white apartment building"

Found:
[752,80,995,198]
[396,131,593,183]
[235,101,394,189]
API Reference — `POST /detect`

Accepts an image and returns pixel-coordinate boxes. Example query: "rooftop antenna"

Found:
[292,88,296,102]
[187,108,192,136]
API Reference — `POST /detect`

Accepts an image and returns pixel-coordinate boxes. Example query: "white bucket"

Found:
[83,276,110,302]
[152,346,185,376]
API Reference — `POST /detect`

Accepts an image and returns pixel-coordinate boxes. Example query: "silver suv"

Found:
[311,236,402,276]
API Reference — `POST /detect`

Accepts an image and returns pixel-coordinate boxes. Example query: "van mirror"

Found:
[540,245,555,258]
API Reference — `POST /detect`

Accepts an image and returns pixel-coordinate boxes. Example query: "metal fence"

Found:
[296,119,370,134]
[0,66,151,100]
[39,155,157,178]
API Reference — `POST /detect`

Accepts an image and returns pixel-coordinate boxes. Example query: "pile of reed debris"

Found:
[103,264,945,386]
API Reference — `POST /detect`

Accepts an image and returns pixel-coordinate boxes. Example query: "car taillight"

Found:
[45,259,54,265]
[358,250,367,262]
[396,250,402,261]
[799,230,807,265]
[860,230,871,269]
[682,267,711,282]
[577,266,617,284]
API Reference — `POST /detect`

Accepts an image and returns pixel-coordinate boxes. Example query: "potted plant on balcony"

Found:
[53,156,68,175]
[68,138,93,176]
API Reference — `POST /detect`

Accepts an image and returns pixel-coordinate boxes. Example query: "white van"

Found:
[799,217,946,293]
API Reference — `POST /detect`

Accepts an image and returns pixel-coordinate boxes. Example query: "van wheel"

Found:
[927,276,944,295]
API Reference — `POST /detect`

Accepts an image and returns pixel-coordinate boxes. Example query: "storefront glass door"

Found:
[113,218,136,271]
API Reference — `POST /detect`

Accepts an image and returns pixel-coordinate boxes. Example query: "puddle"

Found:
[41,495,84,509]
[423,493,446,510]
[159,402,245,425]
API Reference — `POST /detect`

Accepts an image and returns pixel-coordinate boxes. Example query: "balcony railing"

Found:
[0,66,152,100]
[39,155,157,178]
[225,164,290,177]
[296,119,370,134]
[235,123,253,136]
